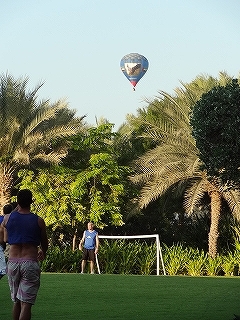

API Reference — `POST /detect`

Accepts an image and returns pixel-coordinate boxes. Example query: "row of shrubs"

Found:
[40,240,240,276]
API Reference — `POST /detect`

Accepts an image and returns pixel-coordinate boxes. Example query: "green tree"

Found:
[17,123,132,246]
[128,72,240,257]
[65,121,117,169]
[115,120,157,166]
[68,123,132,228]
[190,79,240,257]
[0,73,86,206]
[190,79,240,185]
[71,152,130,228]
[17,168,79,249]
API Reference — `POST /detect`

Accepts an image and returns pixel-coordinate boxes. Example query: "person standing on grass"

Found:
[79,222,99,274]
[2,189,48,320]
[0,204,13,279]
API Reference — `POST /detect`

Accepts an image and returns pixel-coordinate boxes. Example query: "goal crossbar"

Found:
[98,234,166,276]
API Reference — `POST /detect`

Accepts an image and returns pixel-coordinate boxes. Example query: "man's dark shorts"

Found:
[82,248,95,262]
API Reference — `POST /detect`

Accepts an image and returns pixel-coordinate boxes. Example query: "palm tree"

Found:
[128,72,240,257]
[0,73,86,206]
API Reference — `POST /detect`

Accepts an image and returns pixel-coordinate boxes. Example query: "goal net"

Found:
[96,234,166,276]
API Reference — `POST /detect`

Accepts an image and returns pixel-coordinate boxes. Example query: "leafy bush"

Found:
[185,248,206,276]
[137,243,157,275]
[98,240,120,274]
[40,242,240,276]
[98,240,157,275]
[163,244,188,275]
[40,246,82,273]
[205,255,222,276]
[221,253,238,276]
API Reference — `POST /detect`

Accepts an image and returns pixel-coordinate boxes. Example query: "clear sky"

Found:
[2,0,240,129]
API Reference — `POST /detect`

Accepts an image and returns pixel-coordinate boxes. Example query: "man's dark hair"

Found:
[3,204,13,215]
[17,189,33,208]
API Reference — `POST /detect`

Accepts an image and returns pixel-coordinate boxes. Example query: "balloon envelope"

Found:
[120,53,149,89]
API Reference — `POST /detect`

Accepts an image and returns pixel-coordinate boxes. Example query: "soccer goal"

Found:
[97,234,166,276]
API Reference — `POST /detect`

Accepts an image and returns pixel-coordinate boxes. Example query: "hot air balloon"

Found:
[120,53,149,90]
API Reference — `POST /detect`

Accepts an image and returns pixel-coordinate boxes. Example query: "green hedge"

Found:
[40,241,240,276]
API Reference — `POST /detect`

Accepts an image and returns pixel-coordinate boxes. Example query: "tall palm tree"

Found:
[128,72,240,257]
[0,74,86,206]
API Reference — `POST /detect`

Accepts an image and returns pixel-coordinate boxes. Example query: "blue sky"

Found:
[2,0,240,129]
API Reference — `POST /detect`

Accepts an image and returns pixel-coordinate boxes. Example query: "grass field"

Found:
[1,273,240,320]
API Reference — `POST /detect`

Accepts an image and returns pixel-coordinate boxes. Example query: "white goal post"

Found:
[97,234,166,276]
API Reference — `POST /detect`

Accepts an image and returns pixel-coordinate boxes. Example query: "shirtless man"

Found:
[2,189,48,320]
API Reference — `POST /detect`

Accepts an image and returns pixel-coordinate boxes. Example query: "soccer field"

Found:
[1,273,240,320]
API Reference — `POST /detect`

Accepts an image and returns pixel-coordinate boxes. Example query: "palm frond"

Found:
[22,99,68,139]
[222,188,240,220]
[129,72,239,210]
[183,177,209,214]
[32,150,68,164]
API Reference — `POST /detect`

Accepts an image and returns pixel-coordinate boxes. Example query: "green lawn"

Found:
[1,273,240,320]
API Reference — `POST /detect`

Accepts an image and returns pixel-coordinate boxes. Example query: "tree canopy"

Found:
[16,123,132,248]
[0,73,86,206]
[190,79,240,186]
[126,72,240,257]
